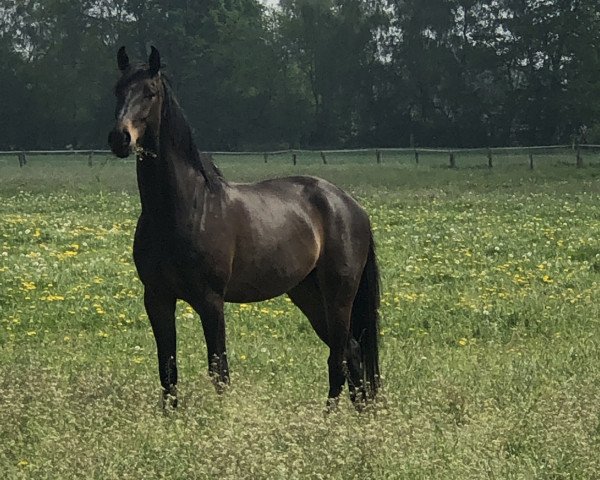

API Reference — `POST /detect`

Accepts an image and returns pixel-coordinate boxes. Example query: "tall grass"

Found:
[1,154,600,478]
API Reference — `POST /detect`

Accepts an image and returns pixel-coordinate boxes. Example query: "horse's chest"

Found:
[134,229,196,286]
[134,240,185,283]
[133,222,230,299]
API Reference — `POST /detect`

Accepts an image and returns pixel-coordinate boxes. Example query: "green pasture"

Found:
[1,153,600,478]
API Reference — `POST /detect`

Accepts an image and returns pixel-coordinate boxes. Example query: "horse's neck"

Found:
[136,130,207,225]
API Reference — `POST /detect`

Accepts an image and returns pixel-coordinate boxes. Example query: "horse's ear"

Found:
[117,46,129,72]
[149,46,161,76]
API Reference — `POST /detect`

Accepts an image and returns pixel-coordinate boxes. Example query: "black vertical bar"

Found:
[529,151,534,170]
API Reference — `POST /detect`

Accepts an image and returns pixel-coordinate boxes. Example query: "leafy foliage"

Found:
[0,0,599,149]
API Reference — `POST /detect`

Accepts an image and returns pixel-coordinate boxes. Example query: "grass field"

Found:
[1,154,600,479]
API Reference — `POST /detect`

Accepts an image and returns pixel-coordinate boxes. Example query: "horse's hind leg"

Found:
[287,271,328,345]
[316,263,364,410]
[289,271,361,409]
[144,288,178,407]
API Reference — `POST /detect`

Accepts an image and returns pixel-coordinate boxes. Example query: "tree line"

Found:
[1,0,599,151]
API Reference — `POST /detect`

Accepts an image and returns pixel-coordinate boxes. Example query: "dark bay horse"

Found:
[108,46,381,409]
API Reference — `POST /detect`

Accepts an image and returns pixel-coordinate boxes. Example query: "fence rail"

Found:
[1,144,599,169]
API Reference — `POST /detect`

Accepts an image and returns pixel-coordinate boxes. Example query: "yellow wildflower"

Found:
[21,281,36,291]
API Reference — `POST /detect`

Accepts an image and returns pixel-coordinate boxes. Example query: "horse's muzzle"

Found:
[108,128,132,158]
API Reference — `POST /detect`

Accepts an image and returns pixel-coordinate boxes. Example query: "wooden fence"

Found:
[1,144,599,169]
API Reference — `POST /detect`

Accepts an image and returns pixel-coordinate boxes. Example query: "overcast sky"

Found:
[259,0,279,8]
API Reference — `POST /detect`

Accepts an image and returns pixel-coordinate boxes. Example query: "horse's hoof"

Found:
[324,397,340,414]
[350,389,368,413]
[161,386,178,409]
[212,377,229,395]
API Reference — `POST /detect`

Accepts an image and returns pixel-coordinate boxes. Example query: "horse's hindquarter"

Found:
[223,179,328,302]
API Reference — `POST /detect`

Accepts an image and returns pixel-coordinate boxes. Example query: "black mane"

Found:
[159,76,224,190]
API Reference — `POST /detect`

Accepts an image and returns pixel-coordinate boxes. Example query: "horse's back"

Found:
[231,175,369,225]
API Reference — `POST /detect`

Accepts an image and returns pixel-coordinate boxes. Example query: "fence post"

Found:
[487,148,493,168]
[88,151,94,167]
[414,149,419,164]
[320,151,327,165]
[292,152,297,165]
[576,142,583,168]
[376,149,381,164]
[449,152,456,168]
[529,151,534,170]
[263,153,268,163]
[18,151,27,167]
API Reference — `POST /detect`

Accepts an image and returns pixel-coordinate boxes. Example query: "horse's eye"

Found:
[145,91,157,99]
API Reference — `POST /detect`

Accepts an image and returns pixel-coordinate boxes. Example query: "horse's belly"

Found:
[224,247,318,303]
[224,282,297,303]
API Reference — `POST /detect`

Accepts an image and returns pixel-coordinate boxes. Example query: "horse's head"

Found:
[108,46,164,158]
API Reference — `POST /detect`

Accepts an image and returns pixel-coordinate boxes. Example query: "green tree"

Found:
[277,0,386,146]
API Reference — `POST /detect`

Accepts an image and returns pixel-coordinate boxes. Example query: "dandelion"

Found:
[21,281,36,291]
[458,338,468,346]
[17,459,29,468]
[97,331,109,338]
[542,275,554,284]
[240,354,247,361]
[41,295,65,302]
[26,331,37,336]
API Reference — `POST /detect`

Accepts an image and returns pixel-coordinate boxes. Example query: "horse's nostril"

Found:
[122,129,131,144]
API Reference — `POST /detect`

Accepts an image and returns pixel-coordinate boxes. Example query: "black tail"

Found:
[351,232,381,399]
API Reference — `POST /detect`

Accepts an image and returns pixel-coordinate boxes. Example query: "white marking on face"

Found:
[117,90,133,121]
[118,89,145,147]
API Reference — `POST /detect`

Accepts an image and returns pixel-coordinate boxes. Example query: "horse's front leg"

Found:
[190,291,229,393]
[144,288,178,408]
